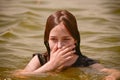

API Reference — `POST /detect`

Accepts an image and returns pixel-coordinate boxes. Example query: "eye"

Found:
[63,38,70,41]
[50,38,57,42]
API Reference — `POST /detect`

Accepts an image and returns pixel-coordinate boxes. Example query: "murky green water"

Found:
[0,0,120,80]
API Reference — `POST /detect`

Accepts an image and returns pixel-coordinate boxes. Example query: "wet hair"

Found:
[44,10,83,57]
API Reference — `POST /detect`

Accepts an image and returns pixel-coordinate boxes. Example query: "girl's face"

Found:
[48,22,76,50]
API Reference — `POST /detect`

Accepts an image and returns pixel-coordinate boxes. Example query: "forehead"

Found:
[49,22,71,36]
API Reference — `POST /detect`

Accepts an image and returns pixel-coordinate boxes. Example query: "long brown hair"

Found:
[44,10,83,56]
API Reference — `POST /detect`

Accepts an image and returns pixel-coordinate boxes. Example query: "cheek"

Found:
[66,40,76,44]
[48,41,56,50]
[61,40,76,46]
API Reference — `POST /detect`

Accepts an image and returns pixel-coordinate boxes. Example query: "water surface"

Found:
[0,0,120,80]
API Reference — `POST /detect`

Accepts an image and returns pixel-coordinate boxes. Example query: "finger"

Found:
[62,43,75,50]
[60,45,75,55]
[62,50,76,58]
[60,56,73,66]
[51,44,58,54]
[57,65,64,71]
[56,56,73,71]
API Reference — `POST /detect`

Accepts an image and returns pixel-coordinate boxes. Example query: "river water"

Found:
[0,0,120,80]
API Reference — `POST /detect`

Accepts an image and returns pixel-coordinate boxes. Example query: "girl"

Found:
[15,10,120,80]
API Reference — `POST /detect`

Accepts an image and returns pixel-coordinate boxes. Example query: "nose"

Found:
[57,42,64,49]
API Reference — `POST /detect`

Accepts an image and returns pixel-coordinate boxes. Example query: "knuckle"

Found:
[66,47,70,51]
[66,48,69,51]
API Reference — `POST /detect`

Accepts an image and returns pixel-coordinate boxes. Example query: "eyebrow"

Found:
[49,36,72,38]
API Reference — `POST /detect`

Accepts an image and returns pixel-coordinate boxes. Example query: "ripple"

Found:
[22,0,47,5]
[0,31,19,39]
[0,0,120,79]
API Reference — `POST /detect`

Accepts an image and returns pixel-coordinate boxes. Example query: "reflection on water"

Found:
[0,0,120,80]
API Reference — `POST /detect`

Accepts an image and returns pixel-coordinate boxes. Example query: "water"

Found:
[0,0,120,80]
